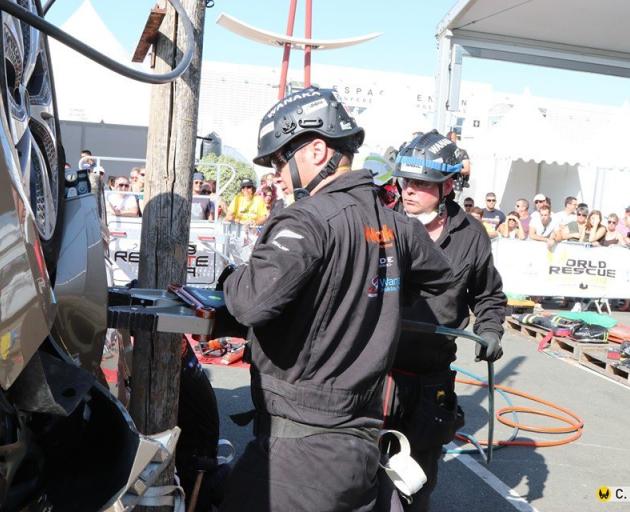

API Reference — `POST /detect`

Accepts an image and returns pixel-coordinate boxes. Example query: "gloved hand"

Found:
[475,332,503,362]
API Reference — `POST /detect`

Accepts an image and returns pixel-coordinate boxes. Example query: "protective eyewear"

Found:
[271,139,312,170]
[399,177,435,190]
[608,220,618,225]
[486,198,496,203]
[534,199,545,204]
[464,203,474,208]
[577,213,587,217]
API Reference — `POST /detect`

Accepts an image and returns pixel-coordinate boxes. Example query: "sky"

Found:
[45,0,630,107]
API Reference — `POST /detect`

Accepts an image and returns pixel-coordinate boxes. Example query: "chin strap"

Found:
[437,182,447,216]
[290,151,344,202]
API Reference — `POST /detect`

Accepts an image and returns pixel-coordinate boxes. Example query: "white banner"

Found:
[492,238,630,299]
[108,217,226,286]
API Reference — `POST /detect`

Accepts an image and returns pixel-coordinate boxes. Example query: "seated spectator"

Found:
[130,167,145,193]
[601,214,627,247]
[530,193,547,222]
[225,178,268,225]
[619,206,630,240]
[498,211,526,240]
[463,197,474,214]
[106,177,140,217]
[584,210,606,245]
[529,204,557,248]
[470,206,483,221]
[258,172,275,194]
[481,192,505,239]
[207,179,227,219]
[260,185,276,213]
[554,196,577,226]
[515,198,531,235]
[192,172,205,196]
[191,172,212,221]
[558,205,588,242]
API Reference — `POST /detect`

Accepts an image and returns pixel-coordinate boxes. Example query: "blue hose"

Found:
[446,364,520,462]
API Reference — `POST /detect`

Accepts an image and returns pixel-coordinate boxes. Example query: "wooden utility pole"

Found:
[130,0,206,504]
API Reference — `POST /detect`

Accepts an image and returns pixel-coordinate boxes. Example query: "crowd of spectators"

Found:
[98,147,630,247]
[469,192,629,248]
[104,162,278,227]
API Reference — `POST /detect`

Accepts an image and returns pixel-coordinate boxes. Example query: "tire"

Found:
[0,0,65,280]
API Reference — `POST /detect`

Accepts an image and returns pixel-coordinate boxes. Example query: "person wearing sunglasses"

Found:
[462,197,474,213]
[106,177,140,217]
[558,205,588,242]
[219,88,455,512]
[480,192,505,239]
[224,178,268,225]
[384,130,506,512]
[600,213,627,247]
[498,211,526,240]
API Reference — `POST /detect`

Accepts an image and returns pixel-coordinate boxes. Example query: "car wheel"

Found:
[0,0,65,278]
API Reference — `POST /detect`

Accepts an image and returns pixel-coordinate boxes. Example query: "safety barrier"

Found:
[492,238,630,299]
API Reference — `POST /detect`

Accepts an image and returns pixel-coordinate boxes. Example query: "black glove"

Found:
[475,332,503,362]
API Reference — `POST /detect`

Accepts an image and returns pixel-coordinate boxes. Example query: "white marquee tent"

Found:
[436,0,630,215]
[49,0,151,126]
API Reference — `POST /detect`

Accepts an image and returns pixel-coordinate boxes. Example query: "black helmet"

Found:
[393,130,461,183]
[253,87,364,167]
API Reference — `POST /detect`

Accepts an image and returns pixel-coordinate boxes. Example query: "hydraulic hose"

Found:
[0,0,194,84]
[455,377,584,448]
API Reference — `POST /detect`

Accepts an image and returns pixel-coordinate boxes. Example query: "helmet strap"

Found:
[289,158,309,201]
[437,182,447,216]
[290,150,343,201]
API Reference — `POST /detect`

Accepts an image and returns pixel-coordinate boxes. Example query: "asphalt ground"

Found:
[205,310,630,512]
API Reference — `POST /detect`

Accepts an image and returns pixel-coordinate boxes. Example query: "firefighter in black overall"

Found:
[218,89,456,512]
[382,130,506,511]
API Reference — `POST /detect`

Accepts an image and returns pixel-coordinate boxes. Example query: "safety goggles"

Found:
[271,139,313,170]
[399,177,435,190]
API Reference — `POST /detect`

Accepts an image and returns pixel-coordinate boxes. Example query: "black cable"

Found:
[0,0,194,84]
[42,0,55,16]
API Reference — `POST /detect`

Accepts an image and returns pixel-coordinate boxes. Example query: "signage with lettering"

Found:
[492,239,630,299]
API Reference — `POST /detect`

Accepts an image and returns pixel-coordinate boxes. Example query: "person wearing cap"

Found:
[191,172,215,221]
[219,88,455,512]
[224,178,268,225]
[530,193,549,223]
[383,130,506,512]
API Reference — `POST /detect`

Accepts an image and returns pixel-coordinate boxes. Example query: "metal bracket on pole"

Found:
[108,287,215,336]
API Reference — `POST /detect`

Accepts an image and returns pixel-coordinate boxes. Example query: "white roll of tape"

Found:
[378,429,427,497]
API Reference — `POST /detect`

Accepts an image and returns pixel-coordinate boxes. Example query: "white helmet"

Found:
[355,147,396,186]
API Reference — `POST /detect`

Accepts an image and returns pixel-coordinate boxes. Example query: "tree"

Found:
[196,153,257,204]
